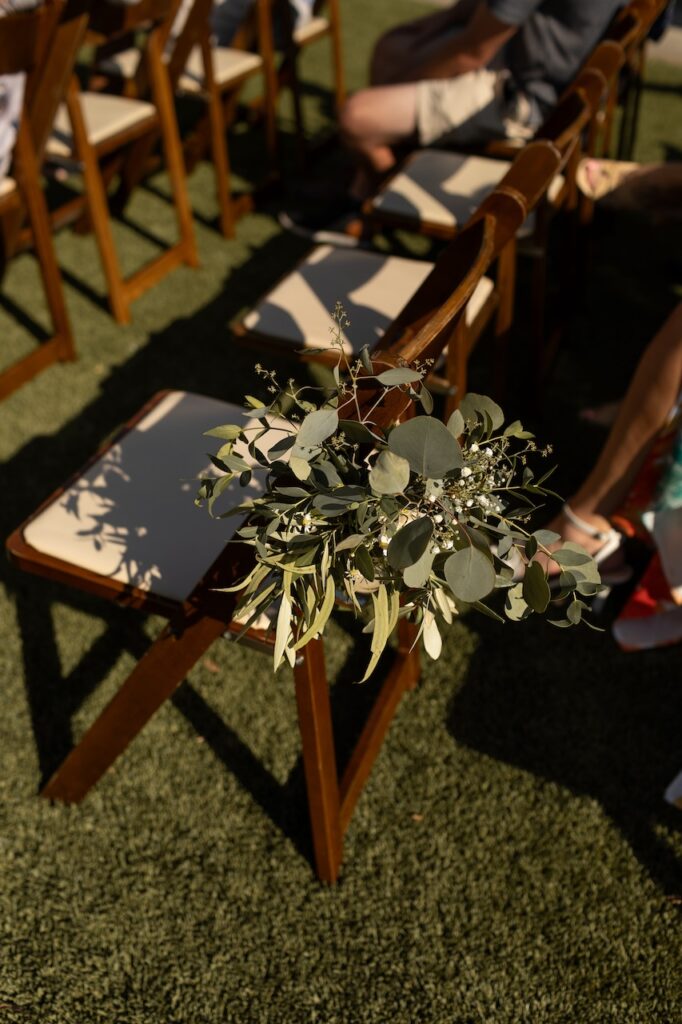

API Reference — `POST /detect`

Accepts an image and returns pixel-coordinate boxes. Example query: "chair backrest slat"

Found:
[0,4,57,76]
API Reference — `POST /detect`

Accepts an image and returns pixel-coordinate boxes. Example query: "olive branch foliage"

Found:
[196,306,600,681]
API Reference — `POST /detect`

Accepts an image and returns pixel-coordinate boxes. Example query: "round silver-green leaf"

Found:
[444,546,496,603]
[369,450,411,495]
[388,417,463,479]
[387,516,433,570]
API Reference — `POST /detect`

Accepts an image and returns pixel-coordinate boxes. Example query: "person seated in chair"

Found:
[282,0,624,239]
[172,0,314,47]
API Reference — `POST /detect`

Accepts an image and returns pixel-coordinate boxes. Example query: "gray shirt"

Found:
[488,0,623,110]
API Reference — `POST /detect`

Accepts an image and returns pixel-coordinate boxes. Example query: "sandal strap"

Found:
[563,502,612,542]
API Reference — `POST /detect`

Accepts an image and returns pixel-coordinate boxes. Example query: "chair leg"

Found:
[202,65,236,239]
[14,120,75,363]
[65,79,131,323]
[147,32,199,268]
[327,0,346,115]
[41,608,227,804]
[293,637,343,884]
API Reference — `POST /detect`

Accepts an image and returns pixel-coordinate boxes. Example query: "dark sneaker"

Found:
[277,196,365,248]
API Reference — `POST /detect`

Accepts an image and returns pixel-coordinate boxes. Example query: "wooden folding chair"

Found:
[234,130,567,420]
[7,168,538,883]
[0,1,77,400]
[93,0,279,239]
[45,0,198,324]
[362,41,624,395]
[269,0,345,162]
[607,0,669,161]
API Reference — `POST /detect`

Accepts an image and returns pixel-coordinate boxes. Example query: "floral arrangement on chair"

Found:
[197,310,600,680]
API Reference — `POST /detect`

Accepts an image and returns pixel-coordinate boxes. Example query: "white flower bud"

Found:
[461,467,472,478]
[466,499,474,507]
[434,514,443,523]
[484,447,493,458]
[469,443,479,453]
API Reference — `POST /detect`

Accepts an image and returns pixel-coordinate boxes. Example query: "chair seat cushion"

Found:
[179,46,262,93]
[47,93,156,159]
[98,44,262,95]
[293,15,329,45]
[243,244,492,352]
[0,176,17,202]
[23,392,275,604]
[372,148,565,234]
[371,151,512,229]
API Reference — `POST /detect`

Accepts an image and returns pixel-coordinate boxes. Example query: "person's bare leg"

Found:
[553,302,682,552]
[340,83,418,199]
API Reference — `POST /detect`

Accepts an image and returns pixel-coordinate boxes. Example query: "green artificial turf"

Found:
[1,5,682,1021]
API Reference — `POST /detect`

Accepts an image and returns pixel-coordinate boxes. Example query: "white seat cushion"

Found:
[372,148,566,238]
[98,47,141,80]
[47,93,156,159]
[99,44,262,95]
[243,244,493,353]
[180,46,262,93]
[0,176,17,202]
[23,392,277,604]
[293,15,329,45]
[371,151,512,230]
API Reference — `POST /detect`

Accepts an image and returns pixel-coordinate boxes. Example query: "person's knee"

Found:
[340,91,376,144]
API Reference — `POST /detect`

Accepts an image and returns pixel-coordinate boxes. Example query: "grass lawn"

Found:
[1,4,681,1021]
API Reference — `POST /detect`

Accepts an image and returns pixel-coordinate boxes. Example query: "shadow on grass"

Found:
[447,610,682,898]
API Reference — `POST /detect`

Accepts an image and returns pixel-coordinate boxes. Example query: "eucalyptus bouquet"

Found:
[197,319,600,680]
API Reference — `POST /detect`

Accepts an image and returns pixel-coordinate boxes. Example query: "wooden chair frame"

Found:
[270,0,345,164]
[48,0,198,324]
[0,2,77,400]
[608,0,670,161]
[6,165,545,882]
[96,0,280,239]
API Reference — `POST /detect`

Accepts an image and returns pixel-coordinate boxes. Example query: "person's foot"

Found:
[537,503,630,583]
[278,195,366,248]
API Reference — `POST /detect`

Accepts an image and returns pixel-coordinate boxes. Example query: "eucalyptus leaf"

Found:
[204,423,242,441]
[354,545,375,582]
[376,367,423,385]
[459,393,504,431]
[444,546,496,603]
[419,386,434,415]
[388,417,463,479]
[533,529,561,546]
[522,561,551,613]
[359,346,373,373]
[403,546,435,588]
[290,456,312,481]
[388,516,433,570]
[369,450,410,495]
[336,533,366,552]
[297,408,339,447]
[552,543,592,567]
[505,583,530,621]
[447,409,464,438]
[423,608,442,660]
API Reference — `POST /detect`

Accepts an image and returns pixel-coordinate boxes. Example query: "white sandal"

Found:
[562,503,630,585]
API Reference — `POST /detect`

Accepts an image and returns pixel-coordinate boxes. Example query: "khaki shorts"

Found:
[416,68,540,147]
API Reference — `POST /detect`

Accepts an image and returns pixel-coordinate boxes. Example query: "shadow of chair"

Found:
[447,611,682,898]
